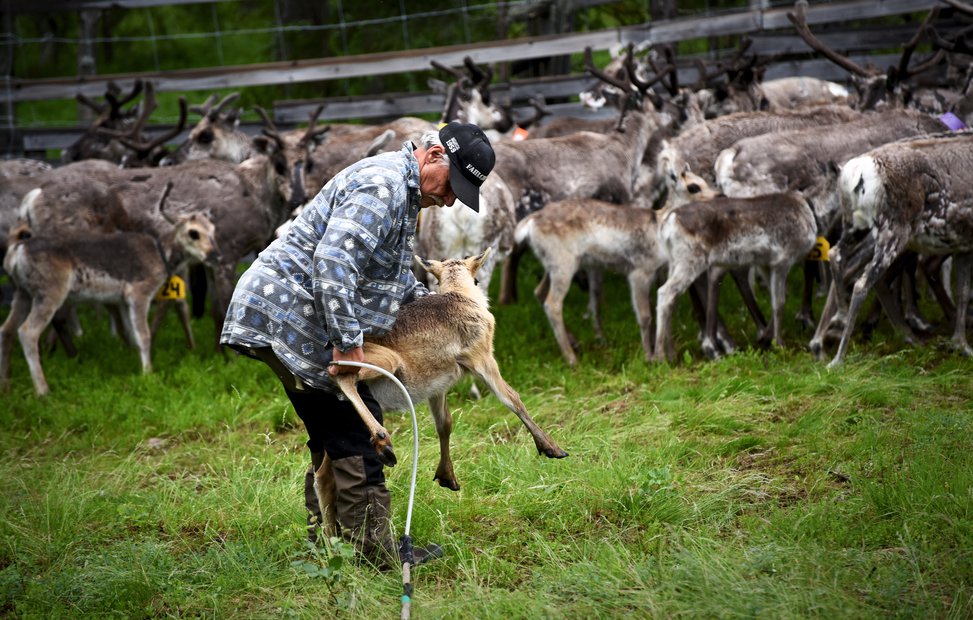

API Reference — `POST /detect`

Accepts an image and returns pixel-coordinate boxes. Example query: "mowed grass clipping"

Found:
[1,257,972,619]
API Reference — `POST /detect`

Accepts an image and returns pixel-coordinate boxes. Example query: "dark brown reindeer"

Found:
[1,183,221,396]
[62,80,146,164]
[811,131,973,367]
[94,83,189,168]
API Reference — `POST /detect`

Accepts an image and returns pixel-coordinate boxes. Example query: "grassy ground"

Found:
[1,258,971,619]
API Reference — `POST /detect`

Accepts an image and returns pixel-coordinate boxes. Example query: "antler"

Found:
[927,22,973,56]
[430,59,466,81]
[113,96,189,159]
[300,104,331,145]
[517,95,550,129]
[104,80,145,120]
[891,8,947,83]
[208,92,240,121]
[156,181,177,225]
[584,45,632,93]
[463,56,494,104]
[941,0,973,17]
[189,93,219,117]
[253,105,286,152]
[94,80,158,141]
[787,0,875,77]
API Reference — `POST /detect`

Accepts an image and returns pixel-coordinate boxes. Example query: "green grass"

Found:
[1,257,972,618]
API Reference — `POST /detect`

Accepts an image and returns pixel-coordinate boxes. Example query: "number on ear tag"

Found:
[156,275,187,301]
[807,237,830,261]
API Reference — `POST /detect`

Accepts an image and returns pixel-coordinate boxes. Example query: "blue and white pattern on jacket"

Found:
[221,141,429,391]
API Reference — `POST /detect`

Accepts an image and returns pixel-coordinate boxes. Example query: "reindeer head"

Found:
[154,182,223,268]
[161,93,249,165]
[173,213,222,267]
[415,247,493,297]
[251,105,330,210]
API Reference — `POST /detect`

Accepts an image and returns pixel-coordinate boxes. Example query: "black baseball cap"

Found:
[439,122,496,212]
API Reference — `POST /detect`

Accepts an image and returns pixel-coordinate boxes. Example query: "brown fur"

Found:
[315,248,567,532]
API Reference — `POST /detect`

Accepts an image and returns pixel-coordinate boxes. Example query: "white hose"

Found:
[331,361,420,535]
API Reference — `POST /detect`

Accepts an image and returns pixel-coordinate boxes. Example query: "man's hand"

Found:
[329,346,365,376]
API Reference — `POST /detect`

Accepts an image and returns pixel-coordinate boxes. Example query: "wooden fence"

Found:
[4,0,955,155]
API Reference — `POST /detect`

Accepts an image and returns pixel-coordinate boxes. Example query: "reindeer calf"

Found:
[320,248,567,525]
[654,191,817,362]
[514,199,667,365]
[0,187,221,395]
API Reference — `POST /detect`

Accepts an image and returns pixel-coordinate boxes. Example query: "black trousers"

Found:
[233,344,387,486]
[285,383,387,485]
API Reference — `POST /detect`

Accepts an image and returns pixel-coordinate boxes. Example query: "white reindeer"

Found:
[812,131,973,367]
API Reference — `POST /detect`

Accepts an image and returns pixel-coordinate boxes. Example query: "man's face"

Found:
[419,146,457,208]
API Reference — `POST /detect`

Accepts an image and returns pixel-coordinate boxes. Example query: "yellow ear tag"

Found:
[807,237,830,261]
[156,275,187,301]
[512,126,529,141]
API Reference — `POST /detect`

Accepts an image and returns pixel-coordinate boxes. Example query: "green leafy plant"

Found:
[291,537,357,608]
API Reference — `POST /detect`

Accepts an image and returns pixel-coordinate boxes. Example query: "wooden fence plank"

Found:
[3,0,940,104]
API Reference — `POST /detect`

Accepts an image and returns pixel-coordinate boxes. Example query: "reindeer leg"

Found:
[499,242,526,305]
[313,454,339,536]
[126,294,154,374]
[769,264,789,348]
[730,267,769,345]
[332,373,397,467]
[702,267,726,360]
[1,288,30,391]
[585,268,606,344]
[627,268,656,362]
[655,262,704,363]
[900,252,933,334]
[175,299,196,350]
[18,288,68,396]
[541,267,580,366]
[949,252,973,356]
[810,281,839,359]
[463,354,568,459]
[921,254,956,326]
[429,391,460,491]
[829,233,908,368]
[150,298,172,341]
[796,260,818,331]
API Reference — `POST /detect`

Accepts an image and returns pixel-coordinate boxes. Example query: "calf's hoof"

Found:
[435,476,461,491]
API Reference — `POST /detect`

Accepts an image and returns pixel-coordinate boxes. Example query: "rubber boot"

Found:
[305,450,327,544]
[331,455,442,570]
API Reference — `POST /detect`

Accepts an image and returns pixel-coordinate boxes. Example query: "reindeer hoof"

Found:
[435,476,460,491]
[541,447,569,459]
[378,445,398,467]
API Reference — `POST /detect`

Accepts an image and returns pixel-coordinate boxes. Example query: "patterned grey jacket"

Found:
[220,141,430,391]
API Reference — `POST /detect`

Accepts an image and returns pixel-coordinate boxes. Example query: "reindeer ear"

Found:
[415,256,442,280]
[468,246,493,274]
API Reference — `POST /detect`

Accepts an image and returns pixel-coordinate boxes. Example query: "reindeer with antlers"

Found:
[1,183,222,396]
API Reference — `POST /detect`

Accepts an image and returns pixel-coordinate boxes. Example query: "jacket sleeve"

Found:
[312,179,395,351]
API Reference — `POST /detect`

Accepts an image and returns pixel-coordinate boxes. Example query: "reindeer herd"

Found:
[2,0,972,396]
